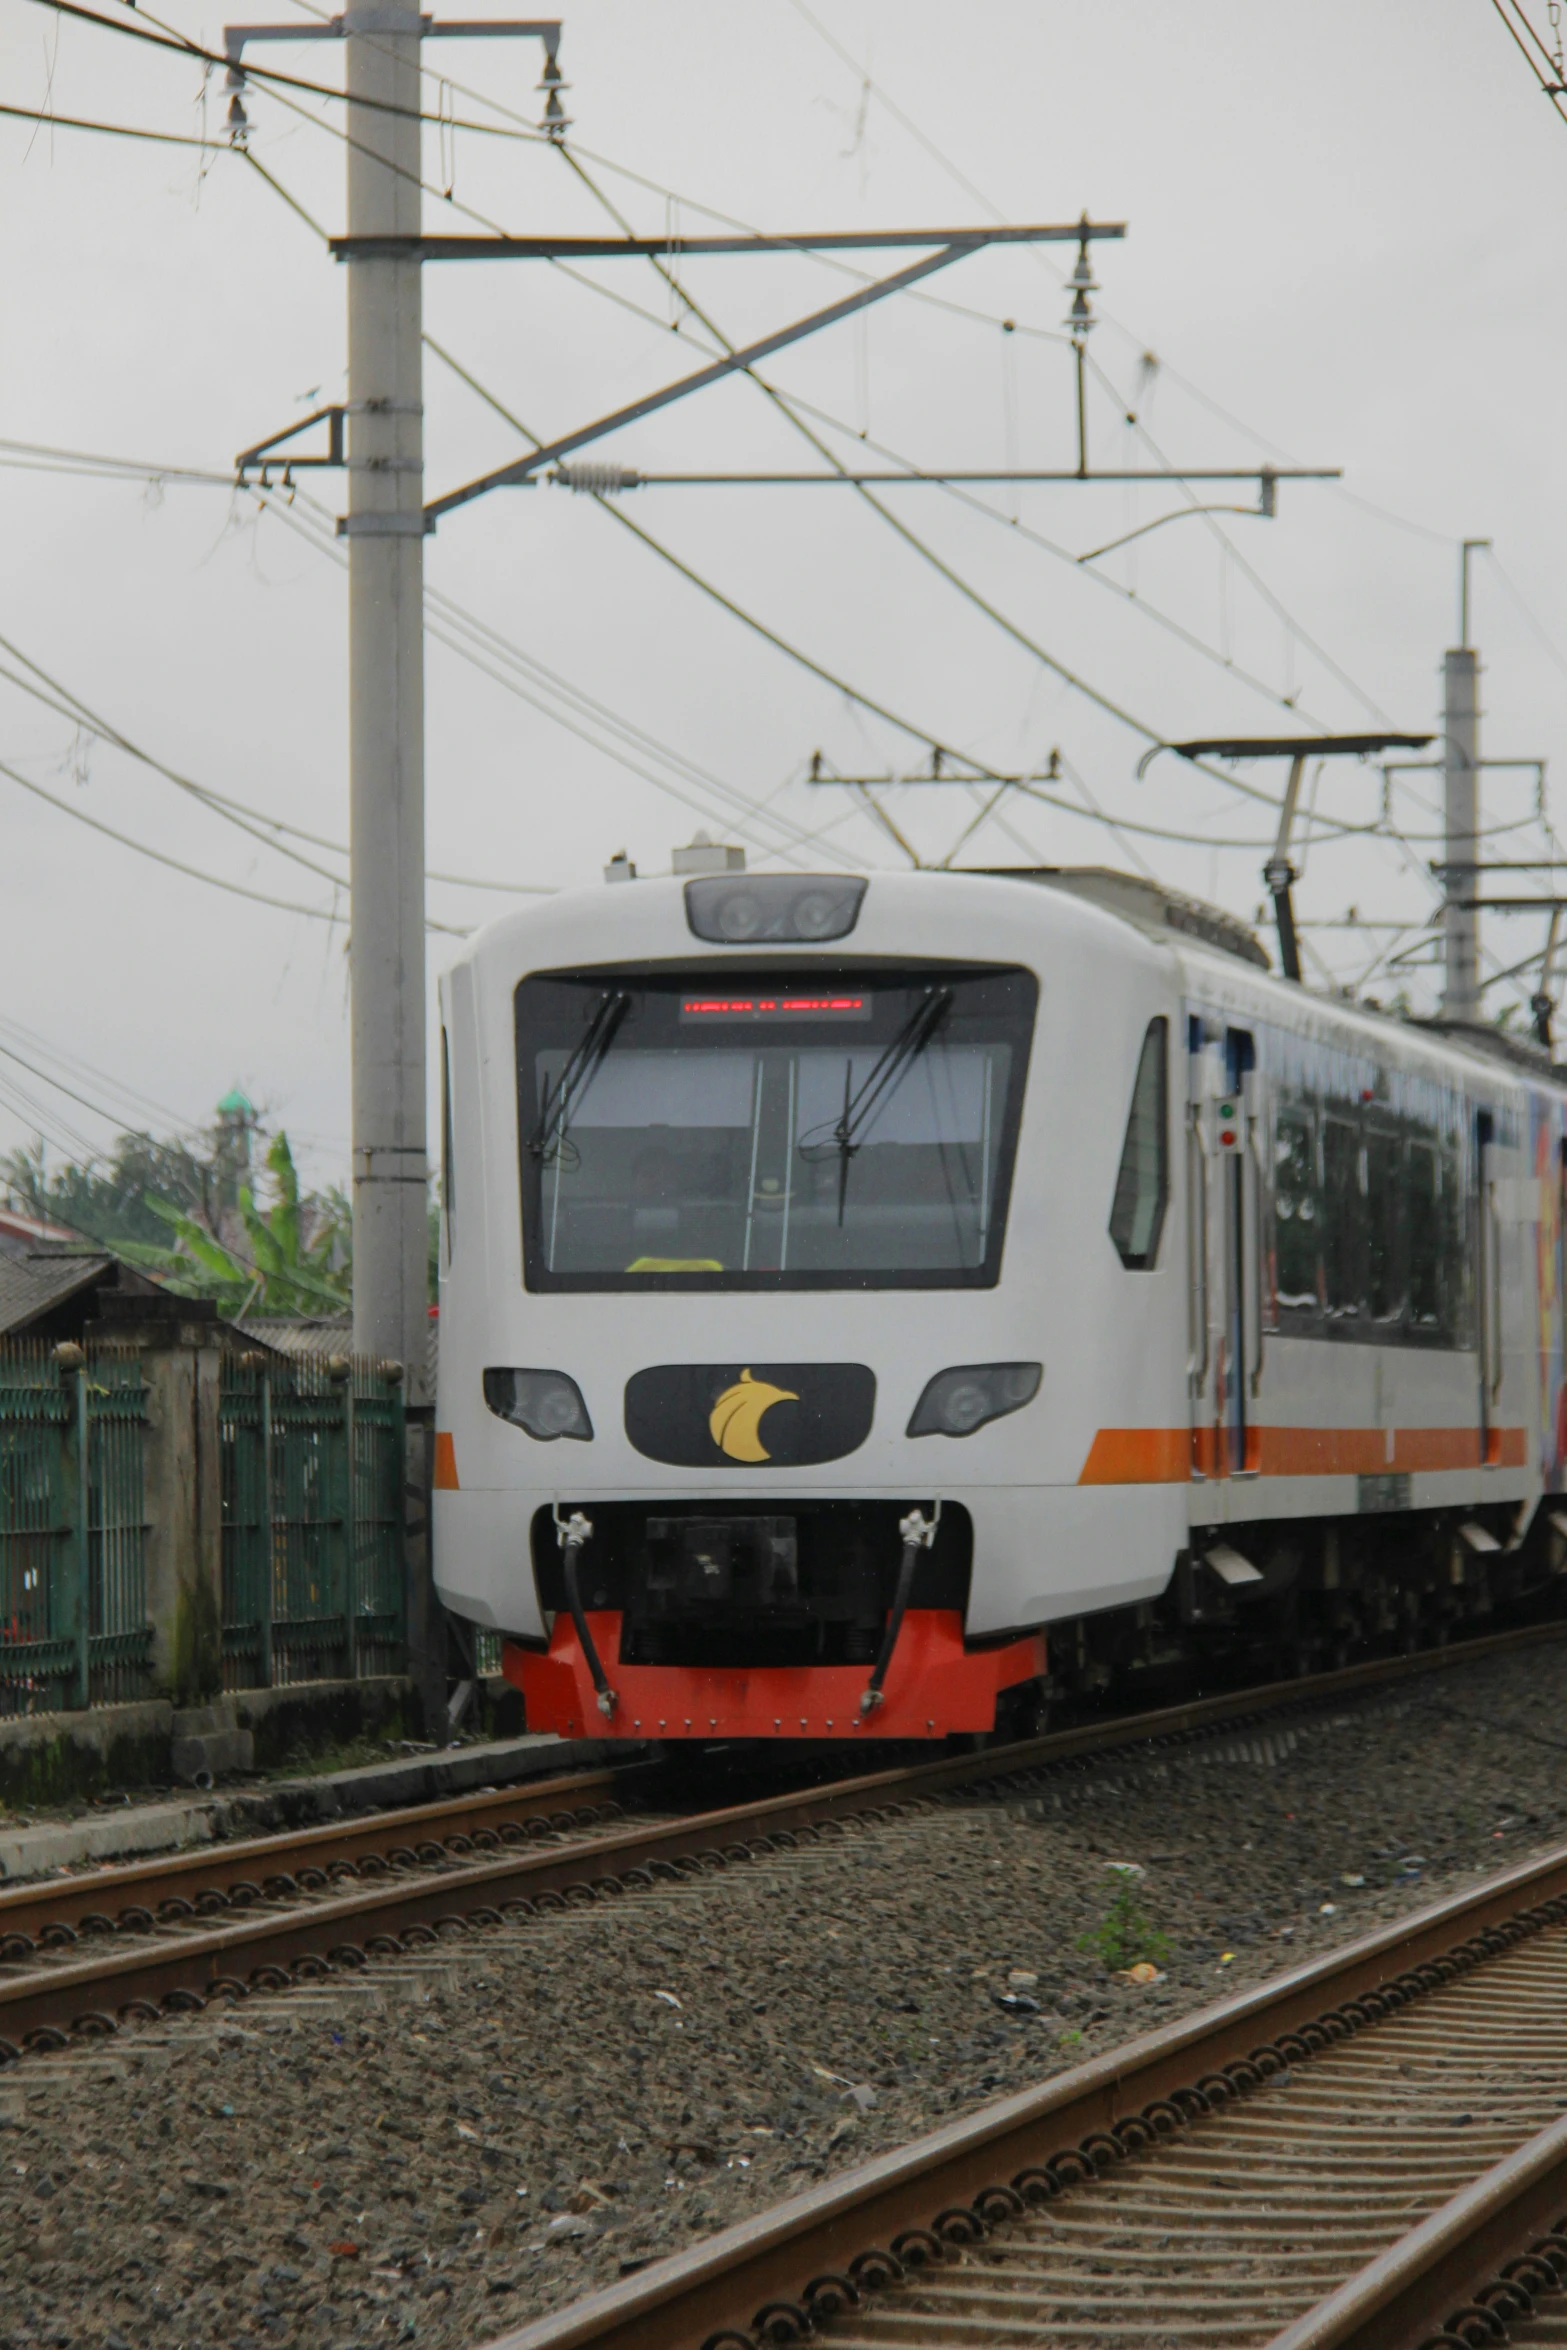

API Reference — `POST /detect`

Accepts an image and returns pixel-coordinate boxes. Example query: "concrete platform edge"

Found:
[0,1683,642,1884]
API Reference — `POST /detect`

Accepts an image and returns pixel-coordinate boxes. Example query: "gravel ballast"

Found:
[4,1638,1567,2349]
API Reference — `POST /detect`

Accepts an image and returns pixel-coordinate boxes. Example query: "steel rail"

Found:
[476,1845,1567,2350]
[10,1616,1558,1951]
[0,1763,624,1940]
[0,1617,1563,2066]
[1262,2113,1567,2348]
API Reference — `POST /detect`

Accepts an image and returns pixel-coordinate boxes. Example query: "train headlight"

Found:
[906,1362,1041,1439]
[684,873,867,944]
[483,1368,594,1442]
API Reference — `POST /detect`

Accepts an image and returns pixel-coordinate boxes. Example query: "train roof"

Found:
[955,866,1565,1091]
[455,858,1565,1095]
[960,866,1271,970]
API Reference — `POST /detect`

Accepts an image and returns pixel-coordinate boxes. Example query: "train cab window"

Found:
[513,963,1037,1292]
[1273,1105,1319,1309]
[1320,1114,1365,1319]
[1108,1019,1168,1270]
[1364,1126,1404,1324]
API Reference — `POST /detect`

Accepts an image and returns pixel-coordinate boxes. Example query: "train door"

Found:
[1476,1108,1500,1467]
[1187,1019,1259,1503]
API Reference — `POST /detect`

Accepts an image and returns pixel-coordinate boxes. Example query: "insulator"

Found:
[551,463,641,495]
[1065,285,1095,336]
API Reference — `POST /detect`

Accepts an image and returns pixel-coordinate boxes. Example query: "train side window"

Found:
[1407,1141,1441,1328]
[440,1025,456,1263]
[1108,1018,1168,1269]
[1364,1126,1405,1323]
[1320,1114,1365,1318]
[1273,1104,1319,1310]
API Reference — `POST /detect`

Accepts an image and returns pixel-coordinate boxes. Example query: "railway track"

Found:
[476,1768,1567,2350]
[0,1616,1562,2079]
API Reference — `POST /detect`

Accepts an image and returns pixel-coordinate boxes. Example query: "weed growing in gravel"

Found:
[1076,1864,1170,1974]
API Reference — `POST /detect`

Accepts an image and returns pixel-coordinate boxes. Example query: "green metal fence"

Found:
[220,1354,406,1688]
[0,1343,152,1716]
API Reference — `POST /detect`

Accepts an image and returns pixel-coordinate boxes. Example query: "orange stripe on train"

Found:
[433,1432,460,1490]
[1077,1428,1193,1484]
[1078,1425,1529,1484]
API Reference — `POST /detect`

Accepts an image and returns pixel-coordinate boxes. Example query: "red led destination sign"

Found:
[679,994,871,1022]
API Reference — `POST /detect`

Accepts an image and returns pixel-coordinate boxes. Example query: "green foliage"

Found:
[2,1099,434,1315]
[120,1133,351,1317]
[1076,1866,1171,1973]
[0,1129,242,1252]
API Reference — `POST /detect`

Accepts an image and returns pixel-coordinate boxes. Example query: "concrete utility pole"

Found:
[1441,539,1488,1024]
[228,14,563,1406]
[345,0,428,1398]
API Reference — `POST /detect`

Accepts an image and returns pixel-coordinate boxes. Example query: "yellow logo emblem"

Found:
[709,1367,798,1463]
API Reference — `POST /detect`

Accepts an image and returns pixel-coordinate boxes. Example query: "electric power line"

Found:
[0,1012,190,1132]
[252,476,875,870]
[0,629,556,896]
[0,100,220,147]
[0,752,461,933]
[17,0,555,141]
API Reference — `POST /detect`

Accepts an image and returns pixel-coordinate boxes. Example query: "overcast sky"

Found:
[0,0,1563,1192]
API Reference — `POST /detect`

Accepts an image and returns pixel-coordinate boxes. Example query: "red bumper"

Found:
[503,1608,1046,1740]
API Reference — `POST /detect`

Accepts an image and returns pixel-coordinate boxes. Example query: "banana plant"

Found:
[119,1133,351,1317]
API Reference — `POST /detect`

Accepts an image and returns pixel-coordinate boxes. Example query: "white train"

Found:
[432,854,1567,1741]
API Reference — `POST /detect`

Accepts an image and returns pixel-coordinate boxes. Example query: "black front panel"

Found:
[530,1499,972,1669]
[624,1362,876,1468]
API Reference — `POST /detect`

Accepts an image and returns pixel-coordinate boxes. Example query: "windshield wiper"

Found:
[526,990,630,1163]
[800,985,953,1224]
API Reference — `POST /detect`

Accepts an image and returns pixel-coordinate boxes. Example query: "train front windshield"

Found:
[514,964,1036,1290]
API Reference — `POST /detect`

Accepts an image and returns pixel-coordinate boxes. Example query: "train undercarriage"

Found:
[501,1493,1567,1744]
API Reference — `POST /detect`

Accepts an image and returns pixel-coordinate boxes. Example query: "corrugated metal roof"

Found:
[0,1206,84,1257]
[0,1252,113,1337]
[233,1315,354,1362]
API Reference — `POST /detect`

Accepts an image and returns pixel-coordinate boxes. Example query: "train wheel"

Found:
[995,1680,1051,1743]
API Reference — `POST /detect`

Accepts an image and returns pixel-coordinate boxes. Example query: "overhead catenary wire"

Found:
[14,0,557,140]
[193,83,1376,826]
[1482,546,1567,683]
[85,30,1403,848]
[0,430,833,875]
[752,382,1341,732]
[0,632,556,897]
[554,147,1213,774]
[0,753,465,934]
[1487,0,1567,125]
[1083,348,1391,727]
[505,144,1412,829]
[0,1034,170,1143]
[0,1012,191,1134]
[250,476,874,870]
[35,0,1469,611]
[28,4,1525,988]
[0,100,222,147]
[779,0,1470,635]
[0,1069,102,1166]
[0,259,1506,904]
